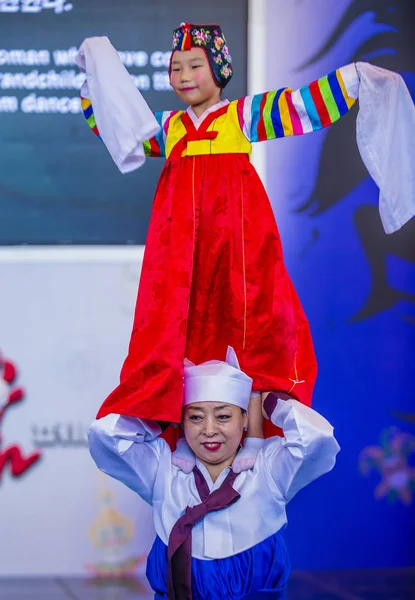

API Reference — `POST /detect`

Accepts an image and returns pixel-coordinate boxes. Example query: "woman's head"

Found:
[182,401,247,469]
[182,348,253,476]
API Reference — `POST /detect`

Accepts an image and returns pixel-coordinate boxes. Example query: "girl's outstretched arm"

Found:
[238,64,359,143]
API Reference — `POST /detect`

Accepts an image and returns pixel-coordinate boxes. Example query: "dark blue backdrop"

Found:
[267,0,415,570]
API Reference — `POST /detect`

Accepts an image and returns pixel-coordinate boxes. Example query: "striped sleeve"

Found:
[80,101,176,160]
[81,96,100,137]
[142,111,178,158]
[237,64,359,142]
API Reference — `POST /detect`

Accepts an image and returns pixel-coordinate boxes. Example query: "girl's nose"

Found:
[181,68,192,82]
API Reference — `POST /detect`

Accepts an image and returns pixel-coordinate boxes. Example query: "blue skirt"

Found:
[146,531,291,600]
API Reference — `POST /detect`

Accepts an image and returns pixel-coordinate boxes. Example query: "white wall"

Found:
[0,248,155,576]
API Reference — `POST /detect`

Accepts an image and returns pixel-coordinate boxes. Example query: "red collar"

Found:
[169,104,229,160]
[181,104,229,141]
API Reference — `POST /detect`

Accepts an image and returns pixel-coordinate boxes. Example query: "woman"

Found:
[88,347,339,599]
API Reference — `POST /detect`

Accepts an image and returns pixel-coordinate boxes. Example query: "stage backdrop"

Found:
[0,0,414,580]
[262,0,415,570]
[0,0,247,244]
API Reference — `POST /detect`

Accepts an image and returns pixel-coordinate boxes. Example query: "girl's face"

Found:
[182,402,247,473]
[170,47,221,111]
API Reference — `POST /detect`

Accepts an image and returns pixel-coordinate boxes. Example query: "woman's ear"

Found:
[242,411,248,432]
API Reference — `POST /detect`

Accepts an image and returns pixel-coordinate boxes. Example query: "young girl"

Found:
[77,22,361,438]
[89,347,340,599]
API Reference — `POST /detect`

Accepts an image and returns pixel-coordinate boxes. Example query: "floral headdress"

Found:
[170,22,233,88]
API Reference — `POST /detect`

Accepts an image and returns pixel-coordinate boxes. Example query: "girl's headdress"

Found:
[171,22,233,88]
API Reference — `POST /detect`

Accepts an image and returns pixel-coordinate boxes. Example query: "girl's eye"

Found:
[172,68,180,72]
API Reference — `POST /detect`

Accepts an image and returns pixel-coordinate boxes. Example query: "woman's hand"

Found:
[262,391,292,420]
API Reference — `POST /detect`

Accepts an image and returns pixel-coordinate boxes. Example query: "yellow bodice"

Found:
[165,101,252,159]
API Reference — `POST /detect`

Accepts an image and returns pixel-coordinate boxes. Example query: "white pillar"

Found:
[247,0,267,188]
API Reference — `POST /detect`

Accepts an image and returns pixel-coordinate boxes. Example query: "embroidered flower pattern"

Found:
[213,54,223,65]
[222,45,231,62]
[359,427,415,505]
[172,31,180,49]
[192,28,211,46]
[220,64,232,79]
[214,36,225,51]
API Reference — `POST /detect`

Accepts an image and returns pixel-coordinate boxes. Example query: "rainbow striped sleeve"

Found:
[81,96,100,137]
[143,110,179,158]
[238,64,359,142]
[80,102,177,159]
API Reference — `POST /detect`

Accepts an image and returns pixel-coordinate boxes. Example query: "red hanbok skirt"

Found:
[97,153,317,435]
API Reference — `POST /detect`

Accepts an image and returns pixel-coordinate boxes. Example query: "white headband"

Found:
[183,347,252,411]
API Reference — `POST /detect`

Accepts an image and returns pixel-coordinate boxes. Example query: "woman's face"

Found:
[182,402,247,470]
[170,47,220,108]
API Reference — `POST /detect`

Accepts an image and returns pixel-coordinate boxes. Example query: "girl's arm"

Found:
[81,102,176,160]
[238,63,359,142]
[88,414,170,505]
[261,393,340,502]
[75,36,160,172]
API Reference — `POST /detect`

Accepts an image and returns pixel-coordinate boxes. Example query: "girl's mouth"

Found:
[202,442,222,452]
[181,87,197,92]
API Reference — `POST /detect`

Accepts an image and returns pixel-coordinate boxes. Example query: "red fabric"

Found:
[97,111,317,434]
[149,135,161,157]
